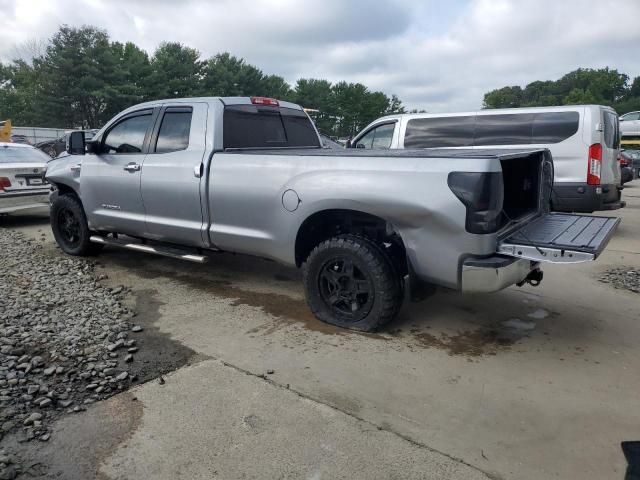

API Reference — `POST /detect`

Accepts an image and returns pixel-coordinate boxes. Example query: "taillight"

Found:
[251,96,279,106]
[0,177,11,191]
[587,143,602,185]
[448,172,503,234]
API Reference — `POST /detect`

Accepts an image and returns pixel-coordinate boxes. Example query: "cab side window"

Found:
[103,113,153,154]
[155,108,193,153]
[355,123,395,149]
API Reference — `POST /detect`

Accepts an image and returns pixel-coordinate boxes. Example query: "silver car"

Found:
[620,111,640,138]
[0,143,50,214]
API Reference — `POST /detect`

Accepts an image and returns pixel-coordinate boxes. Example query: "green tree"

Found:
[386,94,406,114]
[110,41,152,110]
[563,88,597,105]
[484,68,640,114]
[483,86,523,108]
[0,25,407,132]
[147,42,202,99]
[34,25,127,127]
[200,53,264,96]
[293,79,335,133]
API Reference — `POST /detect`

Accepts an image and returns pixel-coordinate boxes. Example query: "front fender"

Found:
[45,155,82,196]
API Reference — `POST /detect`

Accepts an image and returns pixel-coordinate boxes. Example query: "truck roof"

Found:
[122,97,304,112]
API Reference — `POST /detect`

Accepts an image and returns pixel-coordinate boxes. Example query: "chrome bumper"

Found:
[461,256,538,293]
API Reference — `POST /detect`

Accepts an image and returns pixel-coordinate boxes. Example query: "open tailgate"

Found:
[498,213,620,263]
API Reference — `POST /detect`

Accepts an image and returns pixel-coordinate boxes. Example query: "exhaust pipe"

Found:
[517,268,543,287]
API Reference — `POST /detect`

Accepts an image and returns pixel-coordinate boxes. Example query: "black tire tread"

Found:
[302,234,402,332]
[50,193,103,256]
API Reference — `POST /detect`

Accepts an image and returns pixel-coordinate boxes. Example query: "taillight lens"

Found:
[0,177,11,191]
[587,143,602,185]
[448,172,503,234]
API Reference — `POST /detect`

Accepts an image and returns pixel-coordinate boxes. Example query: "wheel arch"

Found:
[294,208,408,275]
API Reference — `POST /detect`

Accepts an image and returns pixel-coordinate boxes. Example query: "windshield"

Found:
[0,145,51,164]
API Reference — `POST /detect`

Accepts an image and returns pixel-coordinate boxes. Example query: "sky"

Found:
[1,0,639,112]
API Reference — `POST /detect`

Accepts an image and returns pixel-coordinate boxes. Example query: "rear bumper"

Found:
[0,191,50,214]
[461,256,538,293]
[552,182,623,213]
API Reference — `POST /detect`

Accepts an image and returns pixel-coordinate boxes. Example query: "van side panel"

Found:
[391,106,623,213]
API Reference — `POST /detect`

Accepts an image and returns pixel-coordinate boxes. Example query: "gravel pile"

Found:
[599,267,640,293]
[0,229,140,457]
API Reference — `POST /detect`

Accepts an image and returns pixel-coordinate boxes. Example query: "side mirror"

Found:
[345,139,352,148]
[355,143,366,149]
[67,131,86,155]
[620,118,626,122]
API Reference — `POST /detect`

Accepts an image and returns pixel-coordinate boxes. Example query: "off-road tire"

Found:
[51,194,103,256]
[303,234,403,332]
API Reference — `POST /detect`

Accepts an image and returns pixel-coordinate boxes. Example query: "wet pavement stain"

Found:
[100,251,531,355]
[414,328,517,357]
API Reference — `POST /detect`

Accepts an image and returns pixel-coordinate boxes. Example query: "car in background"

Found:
[319,133,344,149]
[350,105,623,213]
[620,111,640,137]
[35,129,99,158]
[10,134,31,145]
[0,143,51,215]
[620,149,640,180]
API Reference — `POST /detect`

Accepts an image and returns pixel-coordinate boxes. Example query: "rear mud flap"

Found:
[498,213,620,263]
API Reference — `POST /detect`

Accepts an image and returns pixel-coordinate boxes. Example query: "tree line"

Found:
[483,68,640,113]
[0,25,406,137]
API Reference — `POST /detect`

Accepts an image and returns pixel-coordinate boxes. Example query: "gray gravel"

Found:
[0,228,138,474]
[599,267,640,293]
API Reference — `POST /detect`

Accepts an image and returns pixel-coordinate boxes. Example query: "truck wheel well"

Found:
[295,209,408,275]
[53,183,77,198]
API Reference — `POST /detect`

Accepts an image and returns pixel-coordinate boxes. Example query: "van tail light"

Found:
[0,177,11,191]
[251,96,279,106]
[587,143,602,186]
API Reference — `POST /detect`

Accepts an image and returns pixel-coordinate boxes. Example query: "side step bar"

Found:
[89,235,209,264]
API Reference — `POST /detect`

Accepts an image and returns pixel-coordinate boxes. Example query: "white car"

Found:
[0,142,51,214]
[620,111,640,137]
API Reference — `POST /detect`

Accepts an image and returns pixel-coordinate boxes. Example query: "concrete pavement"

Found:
[3,182,639,479]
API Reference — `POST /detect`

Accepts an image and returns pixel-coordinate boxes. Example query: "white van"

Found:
[350,105,623,213]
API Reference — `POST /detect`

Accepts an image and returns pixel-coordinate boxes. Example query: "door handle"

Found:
[193,164,203,178]
[123,163,141,172]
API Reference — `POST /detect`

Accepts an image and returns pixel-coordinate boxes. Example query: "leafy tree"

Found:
[563,88,597,105]
[386,95,406,114]
[0,25,407,133]
[483,86,523,109]
[33,25,128,128]
[483,68,640,114]
[200,53,264,96]
[147,42,202,99]
[110,41,152,111]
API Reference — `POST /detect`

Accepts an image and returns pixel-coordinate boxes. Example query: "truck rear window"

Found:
[223,105,320,149]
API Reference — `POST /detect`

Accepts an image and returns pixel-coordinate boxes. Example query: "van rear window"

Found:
[223,105,320,149]
[602,111,619,149]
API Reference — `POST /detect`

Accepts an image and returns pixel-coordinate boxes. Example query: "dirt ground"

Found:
[1,182,639,479]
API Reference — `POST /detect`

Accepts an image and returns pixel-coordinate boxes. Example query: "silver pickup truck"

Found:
[45,96,620,331]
